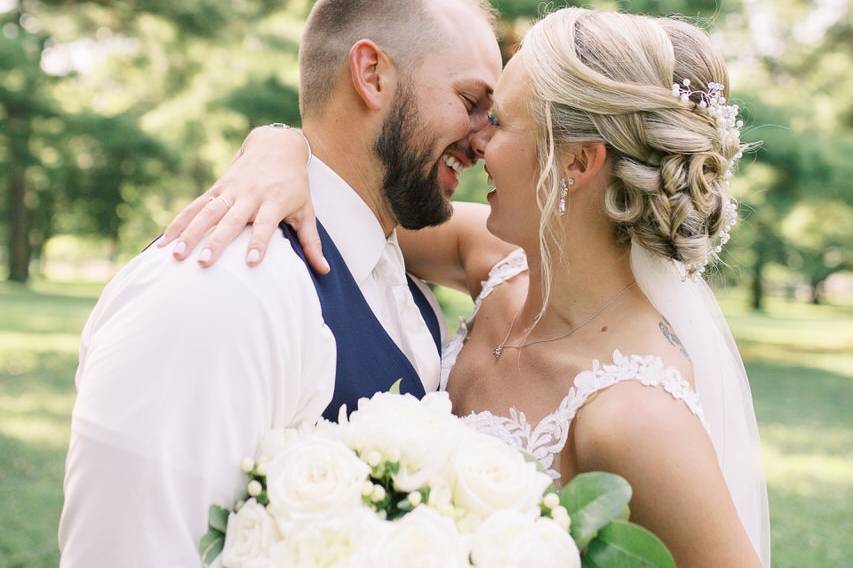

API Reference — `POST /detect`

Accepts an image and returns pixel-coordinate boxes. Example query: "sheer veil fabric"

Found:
[630,243,771,566]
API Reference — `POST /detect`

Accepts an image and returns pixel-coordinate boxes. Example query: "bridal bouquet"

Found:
[200,387,674,567]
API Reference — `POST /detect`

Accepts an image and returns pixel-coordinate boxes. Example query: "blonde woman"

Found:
[163,8,770,566]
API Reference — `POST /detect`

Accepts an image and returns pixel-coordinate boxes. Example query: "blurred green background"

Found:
[1,0,851,566]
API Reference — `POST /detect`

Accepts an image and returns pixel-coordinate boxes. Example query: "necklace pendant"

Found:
[493,346,503,360]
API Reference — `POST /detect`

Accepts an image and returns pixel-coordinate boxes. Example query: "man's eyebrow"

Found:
[457,78,494,99]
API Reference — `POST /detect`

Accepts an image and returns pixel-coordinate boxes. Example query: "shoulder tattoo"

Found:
[659,318,690,359]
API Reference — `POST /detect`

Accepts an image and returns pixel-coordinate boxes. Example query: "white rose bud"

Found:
[387,447,401,462]
[366,450,382,467]
[361,481,375,497]
[407,491,422,507]
[552,512,571,532]
[255,462,267,477]
[247,480,263,497]
[371,484,386,503]
[542,493,560,510]
[551,506,571,531]
[241,457,255,473]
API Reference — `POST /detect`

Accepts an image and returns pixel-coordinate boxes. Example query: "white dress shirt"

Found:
[59,157,444,567]
[310,158,443,391]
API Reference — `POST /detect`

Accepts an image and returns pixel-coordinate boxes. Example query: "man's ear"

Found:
[348,39,396,111]
[561,142,608,191]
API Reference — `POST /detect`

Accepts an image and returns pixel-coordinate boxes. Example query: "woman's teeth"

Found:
[443,154,464,175]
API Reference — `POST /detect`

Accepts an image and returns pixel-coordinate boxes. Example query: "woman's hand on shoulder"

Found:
[157,125,329,274]
[573,382,761,568]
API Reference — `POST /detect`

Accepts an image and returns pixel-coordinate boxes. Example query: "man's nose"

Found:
[468,122,495,160]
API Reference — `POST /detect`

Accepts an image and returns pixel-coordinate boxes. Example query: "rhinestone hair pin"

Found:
[671,78,744,279]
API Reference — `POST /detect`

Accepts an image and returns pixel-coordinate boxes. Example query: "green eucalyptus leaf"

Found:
[388,379,403,395]
[208,504,230,534]
[199,529,225,567]
[582,520,676,568]
[560,472,632,550]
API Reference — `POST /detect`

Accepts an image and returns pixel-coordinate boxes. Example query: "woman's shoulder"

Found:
[471,248,528,315]
[600,298,695,387]
[571,374,712,472]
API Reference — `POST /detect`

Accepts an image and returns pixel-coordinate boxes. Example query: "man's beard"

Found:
[374,85,453,230]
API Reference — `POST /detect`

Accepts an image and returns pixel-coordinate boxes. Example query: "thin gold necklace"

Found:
[493,281,637,361]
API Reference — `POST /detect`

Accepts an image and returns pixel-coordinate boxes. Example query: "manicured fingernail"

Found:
[247,249,261,264]
[321,257,330,272]
[155,235,169,247]
[199,248,212,263]
[174,241,187,256]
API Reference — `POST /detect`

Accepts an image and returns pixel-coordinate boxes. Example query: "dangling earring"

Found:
[559,177,574,216]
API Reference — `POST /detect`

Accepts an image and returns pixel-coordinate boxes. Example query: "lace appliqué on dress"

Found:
[462,350,709,480]
[440,250,708,481]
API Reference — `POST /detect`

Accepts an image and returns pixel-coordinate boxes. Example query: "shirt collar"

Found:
[309,157,389,284]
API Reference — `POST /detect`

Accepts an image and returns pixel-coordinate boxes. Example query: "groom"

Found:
[59,0,501,565]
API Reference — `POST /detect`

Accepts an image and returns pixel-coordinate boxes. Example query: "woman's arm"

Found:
[573,382,762,568]
[398,202,516,298]
[160,126,517,297]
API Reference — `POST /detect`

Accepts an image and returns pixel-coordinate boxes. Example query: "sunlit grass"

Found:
[1,280,851,567]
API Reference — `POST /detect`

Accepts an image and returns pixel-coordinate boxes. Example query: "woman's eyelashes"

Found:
[487,111,500,127]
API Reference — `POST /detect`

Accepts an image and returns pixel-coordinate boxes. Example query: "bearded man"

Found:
[58,0,501,565]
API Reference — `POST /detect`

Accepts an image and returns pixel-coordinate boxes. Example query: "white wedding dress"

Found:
[439,249,707,480]
[439,247,771,566]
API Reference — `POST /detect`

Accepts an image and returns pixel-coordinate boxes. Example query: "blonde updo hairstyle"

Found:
[521,8,744,308]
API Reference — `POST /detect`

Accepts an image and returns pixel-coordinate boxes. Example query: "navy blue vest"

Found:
[279,221,441,421]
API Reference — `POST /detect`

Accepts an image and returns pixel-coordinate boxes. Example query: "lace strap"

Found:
[473,248,528,316]
[555,350,709,431]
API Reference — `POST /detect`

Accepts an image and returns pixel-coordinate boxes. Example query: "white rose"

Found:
[254,428,298,469]
[451,435,552,521]
[420,390,454,416]
[370,506,469,568]
[270,508,386,568]
[338,392,464,492]
[220,499,280,568]
[264,436,370,533]
[470,510,581,568]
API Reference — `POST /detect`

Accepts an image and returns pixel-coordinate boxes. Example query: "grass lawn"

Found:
[1,280,851,567]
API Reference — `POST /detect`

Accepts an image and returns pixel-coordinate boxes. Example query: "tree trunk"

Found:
[750,243,765,311]
[6,94,32,283]
[7,167,30,283]
[810,276,824,305]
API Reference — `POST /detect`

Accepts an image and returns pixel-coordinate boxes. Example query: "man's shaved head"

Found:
[298,0,496,118]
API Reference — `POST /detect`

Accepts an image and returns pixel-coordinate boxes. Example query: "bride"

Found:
[161,8,770,566]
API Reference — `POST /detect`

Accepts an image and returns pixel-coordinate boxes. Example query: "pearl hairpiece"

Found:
[671,78,743,279]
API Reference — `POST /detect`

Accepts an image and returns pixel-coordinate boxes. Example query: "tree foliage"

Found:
[1,0,849,304]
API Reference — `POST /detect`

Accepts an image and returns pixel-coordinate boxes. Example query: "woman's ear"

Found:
[348,39,396,111]
[561,142,608,190]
